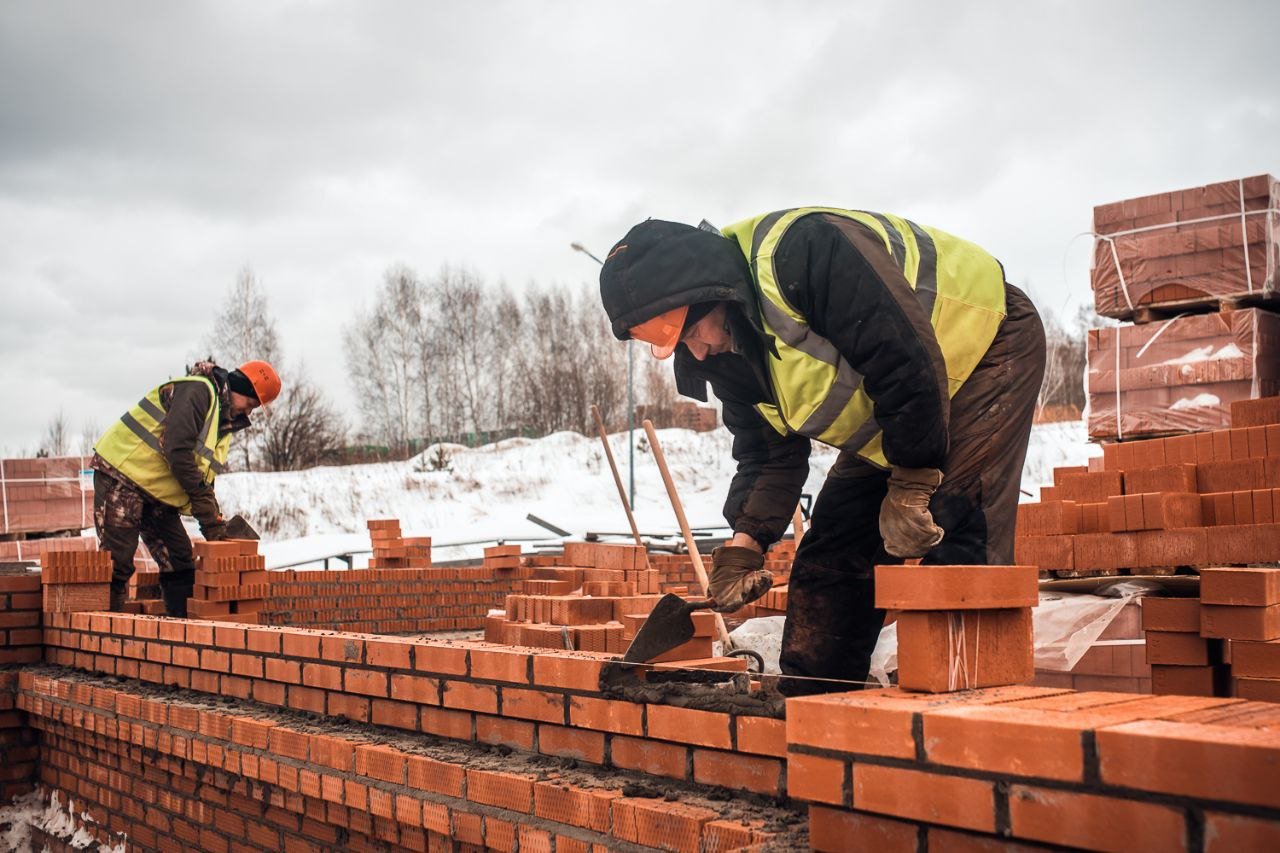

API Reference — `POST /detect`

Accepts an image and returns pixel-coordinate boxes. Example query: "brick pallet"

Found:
[1092,174,1279,320]
[0,456,93,536]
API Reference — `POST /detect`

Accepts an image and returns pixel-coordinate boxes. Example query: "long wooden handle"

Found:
[641,419,732,649]
[792,503,805,543]
[591,405,643,547]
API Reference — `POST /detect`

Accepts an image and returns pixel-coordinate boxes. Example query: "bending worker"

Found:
[91,360,280,616]
[598,208,1045,695]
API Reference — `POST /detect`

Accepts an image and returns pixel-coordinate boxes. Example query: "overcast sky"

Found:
[1,1,1277,455]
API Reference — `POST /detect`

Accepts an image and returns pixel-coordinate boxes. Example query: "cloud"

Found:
[1,0,1277,451]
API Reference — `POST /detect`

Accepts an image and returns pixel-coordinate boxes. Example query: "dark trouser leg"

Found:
[140,502,196,618]
[93,471,142,611]
[780,457,898,696]
[924,283,1046,566]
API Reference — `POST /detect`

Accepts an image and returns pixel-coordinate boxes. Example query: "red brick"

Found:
[1200,604,1280,641]
[1097,718,1280,809]
[786,752,845,805]
[389,673,440,705]
[533,781,617,833]
[1146,631,1221,665]
[567,696,643,735]
[441,681,497,714]
[1141,598,1201,632]
[735,715,787,757]
[692,748,781,795]
[413,644,468,676]
[808,806,918,853]
[1151,664,1227,696]
[531,653,608,692]
[469,648,531,683]
[874,565,1037,610]
[537,724,604,763]
[1232,639,1280,678]
[1204,811,1280,852]
[853,763,995,833]
[896,608,1032,693]
[1200,567,1280,606]
[466,768,533,813]
[476,715,535,751]
[344,668,388,697]
[281,630,321,659]
[609,735,687,780]
[646,705,732,749]
[612,797,717,850]
[1008,785,1186,852]
[407,754,464,797]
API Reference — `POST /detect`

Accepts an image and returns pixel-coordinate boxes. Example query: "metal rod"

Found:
[591,404,643,546]
[641,418,733,650]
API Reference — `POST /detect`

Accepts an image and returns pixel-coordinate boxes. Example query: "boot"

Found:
[108,580,128,612]
[779,562,886,697]
[159,569,194,618]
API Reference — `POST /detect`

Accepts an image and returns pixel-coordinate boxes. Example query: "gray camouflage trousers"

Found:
[93,469,195,584]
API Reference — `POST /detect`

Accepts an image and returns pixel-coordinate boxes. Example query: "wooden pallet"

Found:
[1118,290,1280,324]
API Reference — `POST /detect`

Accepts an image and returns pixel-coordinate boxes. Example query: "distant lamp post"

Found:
[572,241,635,509]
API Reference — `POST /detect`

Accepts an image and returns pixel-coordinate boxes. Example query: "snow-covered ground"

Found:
[215,420,1099,570]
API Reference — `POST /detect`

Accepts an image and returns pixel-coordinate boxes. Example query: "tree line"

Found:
[34,267,1090,469]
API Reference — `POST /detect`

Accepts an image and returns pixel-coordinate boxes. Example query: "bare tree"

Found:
[1037,303,1094,421]
[203,268,283,469]
[78,418,100,456]
[259,368,348,470]
[43,410,69,456]
[344,266,425,455]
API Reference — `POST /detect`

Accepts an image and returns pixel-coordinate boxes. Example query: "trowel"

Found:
[225,514,261,541]
[622,593,714,663]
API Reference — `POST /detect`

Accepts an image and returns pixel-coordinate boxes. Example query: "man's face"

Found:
[681,303,734,361]
[229,391,260,418]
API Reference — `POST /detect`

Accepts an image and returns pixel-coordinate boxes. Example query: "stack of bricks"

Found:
[1087,174,1280,440]
[486,542,694,654]
[672,400,718,432]
[1016,401,1280,577]
[787,685,1280,851]
[366,518,432,568]
[188,539,269,623]
[0,568,42,665]
[0,455,92,535]
[876,564,1038,693]
[482,544,520,574]
[40,550,111,613]
[1142,596,1229,697]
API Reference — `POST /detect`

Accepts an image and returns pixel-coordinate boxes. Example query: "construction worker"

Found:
[598,210,1045,695]
[91,360,281,617]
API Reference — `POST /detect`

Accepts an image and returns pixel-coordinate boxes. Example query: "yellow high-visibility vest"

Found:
[721,207,1007,467]
[93,376,231,513]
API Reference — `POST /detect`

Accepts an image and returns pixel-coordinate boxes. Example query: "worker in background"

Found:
[598,209,1045,695]
[91,360,280,617]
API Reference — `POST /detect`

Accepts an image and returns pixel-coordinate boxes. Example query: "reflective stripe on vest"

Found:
[721,207,1007,467]
[93,376,231,512]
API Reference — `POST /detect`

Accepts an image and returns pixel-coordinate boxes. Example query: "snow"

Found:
[1170,393,1222,411]
[215,420,1095,569]
[0,789,124,853]
[1158,342,1244,364]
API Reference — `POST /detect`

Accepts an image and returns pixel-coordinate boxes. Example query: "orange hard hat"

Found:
[629,305,688,359]
[238,360,282,405]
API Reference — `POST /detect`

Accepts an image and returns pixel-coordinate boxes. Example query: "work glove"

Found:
[879,466,945,558]
[708,545,772,613]
[189,488,226,540]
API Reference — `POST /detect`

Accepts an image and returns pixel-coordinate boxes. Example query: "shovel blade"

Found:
[622,593,700,663]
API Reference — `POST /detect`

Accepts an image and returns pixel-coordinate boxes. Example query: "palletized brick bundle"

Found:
[1092,174,1279,319]
[0,456,93,535]
[188,539,268,623]
[875,564,1038,693]
[40,550,111,613]
[1087,308,1280,440]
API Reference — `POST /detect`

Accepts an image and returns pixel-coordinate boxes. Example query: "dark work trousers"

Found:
[93,469,196,616]
[779,283,1047,696]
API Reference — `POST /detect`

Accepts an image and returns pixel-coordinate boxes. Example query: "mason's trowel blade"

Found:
[622,593,697,664]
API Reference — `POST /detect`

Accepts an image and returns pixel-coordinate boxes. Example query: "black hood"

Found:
[598,219,759,340]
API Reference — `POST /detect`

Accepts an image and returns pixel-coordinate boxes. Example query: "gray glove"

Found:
[708,545,772,613]
[879,466,944,558]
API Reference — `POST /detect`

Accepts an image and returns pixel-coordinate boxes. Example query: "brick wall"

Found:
[788,685,1280,851]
